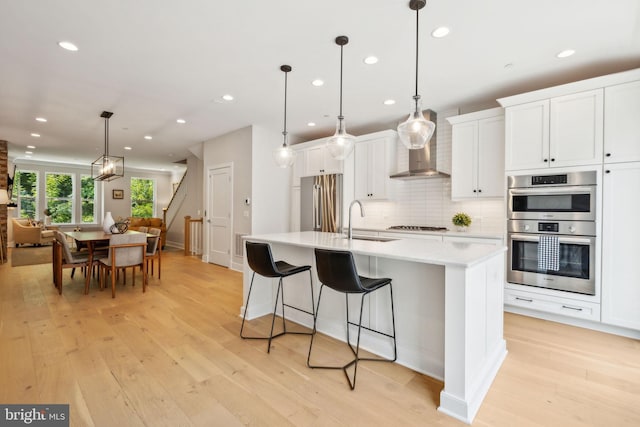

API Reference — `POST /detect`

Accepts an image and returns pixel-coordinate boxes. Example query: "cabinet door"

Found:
[354,137,390,200]
[477,116,505,198]
[604,80,640,163]
[505,100,549,170]
[305,146,324,175]
[601,162,640,330]
[354,143,370,199]
[451,121,478,199]
[550,89,603,167]
[323,148,344,174]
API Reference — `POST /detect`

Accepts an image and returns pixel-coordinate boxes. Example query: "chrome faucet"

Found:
[348,199,365,239]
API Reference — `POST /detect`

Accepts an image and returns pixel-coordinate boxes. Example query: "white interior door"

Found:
[207,166,232,266]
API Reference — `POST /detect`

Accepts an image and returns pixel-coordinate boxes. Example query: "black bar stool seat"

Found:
[241,241,315,353]
[308,248,397,390]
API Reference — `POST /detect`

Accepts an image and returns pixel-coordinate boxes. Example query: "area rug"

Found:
[11,245,53,267]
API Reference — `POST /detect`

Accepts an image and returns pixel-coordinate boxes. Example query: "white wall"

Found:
[250,125,290,235]
[202,126,252,267]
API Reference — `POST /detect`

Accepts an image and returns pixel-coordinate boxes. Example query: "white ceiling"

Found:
[1,0,639,172]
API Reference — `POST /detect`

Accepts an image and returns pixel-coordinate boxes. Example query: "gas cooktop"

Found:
[387,225,449,232]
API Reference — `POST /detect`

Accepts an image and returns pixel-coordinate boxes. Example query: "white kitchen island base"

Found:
[242,232,507,424]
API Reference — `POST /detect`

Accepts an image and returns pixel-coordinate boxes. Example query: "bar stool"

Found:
[241,241,315,353]
[308,248,397,390]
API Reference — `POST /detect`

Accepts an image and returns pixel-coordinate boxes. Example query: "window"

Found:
[80,175,96,223]
[14,170,38,219]
[45,172,73,224]
[131,177,155,217]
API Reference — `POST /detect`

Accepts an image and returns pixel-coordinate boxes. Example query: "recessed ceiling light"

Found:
[311,79,324,87]
[222,94,234,101]
[383,99,396,105]
[307,122,316,127]
[364,56,378,65]
[556,49,575,58]
[35,117,47,122]
[431,27,450,38]
[30,133,40,137]
[176,118,186,124]
[27,145,36,149]
[504,63,514,70]
[58,41,78,51]
[144,135,152,140]
[25,151,33,155]
[124,146,132,150]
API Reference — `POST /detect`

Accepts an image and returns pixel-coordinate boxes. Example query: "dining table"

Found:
[52,230,151,293]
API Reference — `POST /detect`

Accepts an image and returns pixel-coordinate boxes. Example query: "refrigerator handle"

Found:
[313,184,321,229]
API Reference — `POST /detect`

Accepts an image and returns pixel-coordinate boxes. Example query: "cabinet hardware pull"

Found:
[562,305,583,311]
[605,170,610,174]
[543,159,548,162]
[473,189,476,193]
[478,189,482,193]
[551,158,556,162]
[606,153,611,157]
[515,297,533,303]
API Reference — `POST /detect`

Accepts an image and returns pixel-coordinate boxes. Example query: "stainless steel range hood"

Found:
[390,109,450,179]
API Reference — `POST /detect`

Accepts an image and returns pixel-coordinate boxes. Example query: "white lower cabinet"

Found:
[443,235,503,245]
[379,231,443,242]
[505,288,600,321]
[601,162,640,330]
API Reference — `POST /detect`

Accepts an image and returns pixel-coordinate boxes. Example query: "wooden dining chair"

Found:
[52,230,93,295]
[97,233,147,298]
[145,227,162,280]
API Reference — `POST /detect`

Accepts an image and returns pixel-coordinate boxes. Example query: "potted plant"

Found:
[452,212,472,232]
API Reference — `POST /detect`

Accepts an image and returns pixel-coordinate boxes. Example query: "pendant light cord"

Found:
[414,5,420,98]
[104,116,109,157]
[339,43,344,118]
[283,69,288,143]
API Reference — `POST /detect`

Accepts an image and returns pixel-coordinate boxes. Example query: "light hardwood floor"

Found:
[0,249,639,426]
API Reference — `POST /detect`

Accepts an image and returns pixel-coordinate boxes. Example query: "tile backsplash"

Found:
[350,108,506,233]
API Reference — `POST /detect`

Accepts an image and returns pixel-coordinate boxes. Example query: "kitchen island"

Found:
[242,231,507,424]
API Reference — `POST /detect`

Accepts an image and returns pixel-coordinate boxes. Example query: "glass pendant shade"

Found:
[398,0,435,150]
[398,97,436,149]
[326,117,356,160]
[273,134,296,168]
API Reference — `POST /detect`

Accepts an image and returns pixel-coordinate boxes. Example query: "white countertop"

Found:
[353,226,505,240]
[245,231,506,268]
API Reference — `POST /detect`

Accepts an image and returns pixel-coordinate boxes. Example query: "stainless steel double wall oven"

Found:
[507,171,597,295]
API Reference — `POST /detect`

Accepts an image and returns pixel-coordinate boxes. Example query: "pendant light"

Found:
[397,0,436,150]
[326,35,356,160]
[273,65,296,168]
[91,111,124,181]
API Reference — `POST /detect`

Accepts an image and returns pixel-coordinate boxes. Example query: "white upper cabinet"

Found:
[505,100,549,171]
[303,143,343,176]
[449,108,505,199]
[505,89,603,171]
[604,80,640,163]
[354,131,397,200]
[549,89,603,167]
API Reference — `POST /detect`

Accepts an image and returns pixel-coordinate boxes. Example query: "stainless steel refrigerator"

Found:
[300,174,343,233]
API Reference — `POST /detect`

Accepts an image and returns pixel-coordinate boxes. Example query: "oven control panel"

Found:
[508,220,595,236]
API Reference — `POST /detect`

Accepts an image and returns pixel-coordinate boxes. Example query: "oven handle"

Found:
[509,186,594,196]
[509,233,595,245]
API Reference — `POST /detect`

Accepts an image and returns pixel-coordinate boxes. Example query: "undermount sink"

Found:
[344,235,398,242]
